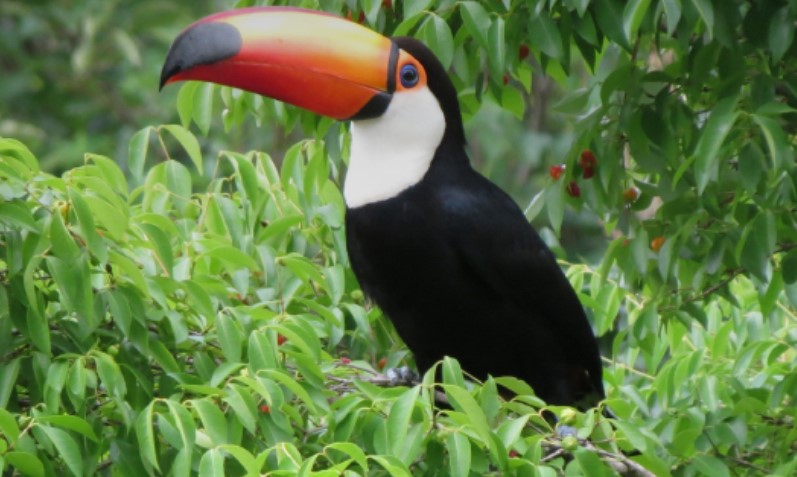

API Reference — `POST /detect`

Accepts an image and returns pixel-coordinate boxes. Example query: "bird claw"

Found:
[556,425,577,438]
[385,366,418,386]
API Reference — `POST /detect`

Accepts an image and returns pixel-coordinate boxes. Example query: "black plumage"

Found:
[158,13,606,408]
[346,38,604,407]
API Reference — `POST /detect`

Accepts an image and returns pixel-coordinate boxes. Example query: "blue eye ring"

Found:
[400,64,419,88]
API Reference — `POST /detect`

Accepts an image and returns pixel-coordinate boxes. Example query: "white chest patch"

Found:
[344,86,446,208]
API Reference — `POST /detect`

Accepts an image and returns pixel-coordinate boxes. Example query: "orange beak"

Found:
[160,7,398,120]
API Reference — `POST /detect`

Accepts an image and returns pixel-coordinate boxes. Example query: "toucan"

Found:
[160,7,606,408]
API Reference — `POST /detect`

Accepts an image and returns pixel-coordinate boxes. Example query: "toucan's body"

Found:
[161,7,605,407]
[345,144,603,406]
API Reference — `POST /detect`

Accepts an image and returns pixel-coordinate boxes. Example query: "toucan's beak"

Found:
[160,7,398,120]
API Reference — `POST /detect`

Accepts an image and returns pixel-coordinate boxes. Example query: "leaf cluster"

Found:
[2,0,797,476]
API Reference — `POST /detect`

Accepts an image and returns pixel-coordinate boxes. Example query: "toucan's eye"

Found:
[400,64,419,88]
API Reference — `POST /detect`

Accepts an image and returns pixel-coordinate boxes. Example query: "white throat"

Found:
[344,86,445,208]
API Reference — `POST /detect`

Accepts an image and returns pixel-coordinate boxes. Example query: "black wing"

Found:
[434,171,605,405]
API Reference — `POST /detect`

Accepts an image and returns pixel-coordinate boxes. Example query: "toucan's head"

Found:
[160,7,465,148]
[161,7,466,207]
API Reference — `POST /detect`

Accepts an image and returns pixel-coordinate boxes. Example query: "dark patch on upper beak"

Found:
[160,22,242,90]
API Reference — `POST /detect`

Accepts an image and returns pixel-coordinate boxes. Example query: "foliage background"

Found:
[1,0,797,476]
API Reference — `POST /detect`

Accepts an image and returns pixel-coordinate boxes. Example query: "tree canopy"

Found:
[1,0,797,476]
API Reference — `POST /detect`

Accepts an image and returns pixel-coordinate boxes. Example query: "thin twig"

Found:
[582,440,656,477]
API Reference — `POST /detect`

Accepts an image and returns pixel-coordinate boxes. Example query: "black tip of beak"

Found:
[160,22,243,90]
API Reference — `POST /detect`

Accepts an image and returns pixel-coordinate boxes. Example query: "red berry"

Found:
[622,186,640,203]
[579,150,597,179]
[509,450,520,458]
[650,236,666,252]
[377,357,388,370]
[277,334,287,346]
[518,44,530,60]
[259,405,270,413]
[549,164,565,180]
[383,0,393,8]
[579,150,597,169]
[358,11,366,23]
[502,74,509,85]
[566,181,581,198]
[341,357,351,365]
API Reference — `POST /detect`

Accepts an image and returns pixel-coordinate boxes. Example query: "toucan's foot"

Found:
[386,366,419,386]
[556,425,577,438]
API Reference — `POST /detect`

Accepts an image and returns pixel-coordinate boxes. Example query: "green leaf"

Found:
[545,182,565,234]
[487,17,506,83]
[150,340,182,374]
[0,359,20,411]
[218,445,260,475]
[403,0,433,19]
[0,408,20,446]
[109,251,148,293]
[262,369,318,414]
[38,426,83,477]
[162,124,203,174]
[529,12,564,60]
[128,127,151,184]
[751,113,789,170]
[176,82,198,128]
[165,159,192,202]
[740,213,774,282]
[226,152,261,204]
[82,194,129,240]
[47,256,96,333]
[203,245,258,270]
[496,415,530,448]
[199,449,225,477]
[368,455,412,477]
[48,212,80,262]
[441,357,466,388]
[442,385,493,453]
[689,0,714,40]
[446,432,471,477]
[501,86,524,120]
[191,400,228,446]
[460,2,490,49]
[769,6,795,61]
[248,330,280,372]
[0,138,39,173]
[593,0,631,50]
[224,384,257,434]
[140,222,174,276]
[217,313,244,364]
[85,154,128,194]
[36,415,98,443]
[93,351,127,399]
[693,95,739,193]
[692,455,731,477]
[565,0,590,17]
[574,448,610,475]
[325,442,369,473]
[623,0,652,39]
[387,386,421,462]
[164,399,197,456]
[782,250,797,284]
[5,451,45,477]
[23,259,49,353]
[69,188,107,263]
[194,83,215,135]
[421,14,454,70]
[661,0,682,34]
[0,202,39,232]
